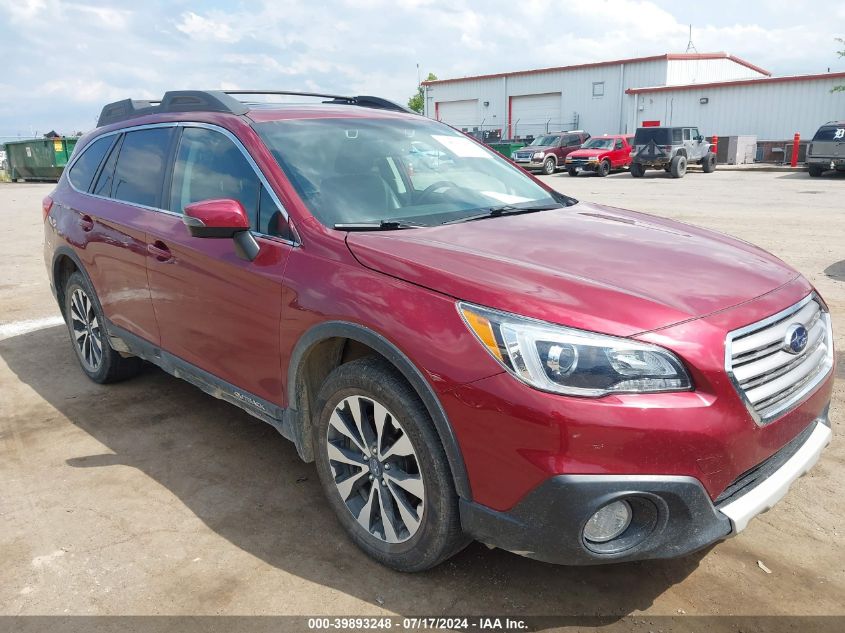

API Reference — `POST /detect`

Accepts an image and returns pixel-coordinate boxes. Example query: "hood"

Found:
[345,203,801,336]
[569,148,605,158]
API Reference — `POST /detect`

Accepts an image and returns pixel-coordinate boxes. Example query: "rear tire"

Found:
[542,157,556,175]
[63,271,143,384]
[701,152,717,173]
[808,164,824,177]
[630,163,644,178]
[596,159,611,177]
[313,357,468,572]
[567,168,577,177]
[670,155,687,178]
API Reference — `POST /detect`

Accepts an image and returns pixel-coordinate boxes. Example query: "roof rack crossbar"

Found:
[96,89,415,128]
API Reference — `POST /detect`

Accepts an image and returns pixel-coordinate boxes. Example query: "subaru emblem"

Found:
[783,323,809,355]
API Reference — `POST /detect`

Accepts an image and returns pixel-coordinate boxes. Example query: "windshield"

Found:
[529,135,560,146]
[255,117,563,227]
[582,138,614,150]
[633,128,672,145]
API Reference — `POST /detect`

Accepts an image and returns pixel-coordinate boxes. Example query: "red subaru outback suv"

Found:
[44,91,834,571]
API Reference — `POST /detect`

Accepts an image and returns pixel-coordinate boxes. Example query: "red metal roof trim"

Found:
[422,52,771,85]
[625,71,845,94]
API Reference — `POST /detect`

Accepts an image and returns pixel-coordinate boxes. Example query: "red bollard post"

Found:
[790,133,800,168]
[711,135,718,156]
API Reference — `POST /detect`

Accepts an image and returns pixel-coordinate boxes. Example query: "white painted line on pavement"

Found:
[0,316,65,341]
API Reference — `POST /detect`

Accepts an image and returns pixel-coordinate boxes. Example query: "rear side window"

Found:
[169,127,260,228]
[634,128,671,145]
[112,128,175,208]
[67,136,113,192]
[813,125,845,141]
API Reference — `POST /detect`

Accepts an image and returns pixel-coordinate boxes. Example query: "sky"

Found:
[0,0,843,137]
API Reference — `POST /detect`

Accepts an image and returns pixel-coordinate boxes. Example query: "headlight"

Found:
[532,151,544,160]
[458,303,692,396]
[587,157,598,162]
[565,157,573,163]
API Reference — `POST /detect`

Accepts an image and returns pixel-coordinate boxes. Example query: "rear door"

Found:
[144,124,294,408]
[63,127,173,344]
[811,125,845,158]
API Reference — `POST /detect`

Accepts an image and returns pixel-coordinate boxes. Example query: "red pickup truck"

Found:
[565,134,634,177]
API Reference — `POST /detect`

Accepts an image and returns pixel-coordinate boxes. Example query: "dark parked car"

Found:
[43,91,833,571]
[630,126,716,178]
[511,131,590,174]
[807,121,845,177]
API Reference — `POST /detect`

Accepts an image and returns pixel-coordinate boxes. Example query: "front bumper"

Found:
[513,159,545,170]
[460,412,831,565]
[565,159,600,171]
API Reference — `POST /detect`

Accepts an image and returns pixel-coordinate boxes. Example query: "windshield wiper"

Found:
[442,203,563,225]
[333,220,425,231]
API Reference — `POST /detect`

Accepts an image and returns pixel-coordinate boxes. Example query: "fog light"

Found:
[583,500,632,543]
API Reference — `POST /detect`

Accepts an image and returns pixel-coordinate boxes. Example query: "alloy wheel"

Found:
[69,287,103,371]
[326,395,425,544]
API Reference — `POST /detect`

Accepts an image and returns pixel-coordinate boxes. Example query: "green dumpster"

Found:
[488,142,525,159]
[5,137,78,182]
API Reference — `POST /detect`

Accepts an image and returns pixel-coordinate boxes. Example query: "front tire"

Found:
[701,152,717,173]
[808,164,824,177]
[313,357,468,572]
[670,155,687,178]
[567,168,577,177]
[542,157,556,175]
[596,159,611,177]
[63,271,143,383]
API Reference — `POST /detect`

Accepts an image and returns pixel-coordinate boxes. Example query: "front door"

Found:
[145,124,294,407]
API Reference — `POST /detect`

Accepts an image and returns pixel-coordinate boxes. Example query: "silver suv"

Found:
[630,126,716,178]
[807,121,845,177]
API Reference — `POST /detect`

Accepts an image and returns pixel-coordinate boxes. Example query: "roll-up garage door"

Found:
[436,100,479,130]
[510,93,562,138]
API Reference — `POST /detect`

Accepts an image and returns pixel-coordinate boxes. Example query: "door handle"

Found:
[80,214,94,232]
[147,241,174,263]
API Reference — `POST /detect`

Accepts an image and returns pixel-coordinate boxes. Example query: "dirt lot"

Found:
[1,171,843,625]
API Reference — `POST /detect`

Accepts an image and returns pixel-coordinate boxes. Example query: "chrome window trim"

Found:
[65,121,299,247]
[724,293,834,426]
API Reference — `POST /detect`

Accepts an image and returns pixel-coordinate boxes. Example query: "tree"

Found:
[409,73,437,113]
[834,38,845,93]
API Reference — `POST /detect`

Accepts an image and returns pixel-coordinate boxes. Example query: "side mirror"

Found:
[182,198,260,262]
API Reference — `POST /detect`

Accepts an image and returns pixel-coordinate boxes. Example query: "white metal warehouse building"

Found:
[422,52,845,141]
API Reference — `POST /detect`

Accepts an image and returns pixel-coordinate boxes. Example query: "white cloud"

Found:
[175,11,241,43]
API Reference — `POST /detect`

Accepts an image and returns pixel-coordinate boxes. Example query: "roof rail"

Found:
[97,89,414,127]
[223,90,414,114]
[97,91,249,127]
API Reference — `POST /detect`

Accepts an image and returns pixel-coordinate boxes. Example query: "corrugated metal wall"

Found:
[633,77,845,139]
[425,58,667,138]
[666,58,767,85]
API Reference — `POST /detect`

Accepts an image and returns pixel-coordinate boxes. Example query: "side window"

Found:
[112,128,175,208]
[683,128,691,141]
[614,139,623,150]
[92,134,123,198]
[258,186,293,240]
[170,127,260,229]
[691,128,700,140]
[68,136,113,192]
[672,129,683,143]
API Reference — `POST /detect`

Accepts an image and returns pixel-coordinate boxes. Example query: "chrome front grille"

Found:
[726,294,833,424]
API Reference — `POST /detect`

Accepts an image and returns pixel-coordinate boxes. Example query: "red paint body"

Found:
[44,105,834,516]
